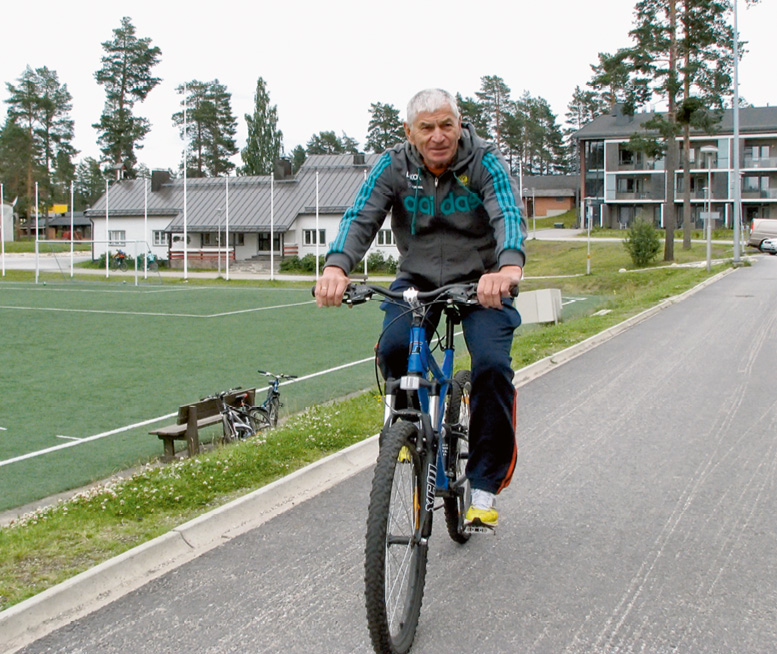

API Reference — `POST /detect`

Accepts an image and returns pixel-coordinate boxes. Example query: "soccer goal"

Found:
[35,239,164,285]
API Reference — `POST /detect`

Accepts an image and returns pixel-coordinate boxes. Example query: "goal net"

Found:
[35,239,164,285]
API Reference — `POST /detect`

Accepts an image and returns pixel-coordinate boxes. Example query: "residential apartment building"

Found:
[573,105,777,230]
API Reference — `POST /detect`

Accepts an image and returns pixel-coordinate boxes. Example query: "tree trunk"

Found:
[682,123,693,249]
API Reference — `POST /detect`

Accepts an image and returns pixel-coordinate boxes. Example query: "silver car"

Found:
[760,238,777,255]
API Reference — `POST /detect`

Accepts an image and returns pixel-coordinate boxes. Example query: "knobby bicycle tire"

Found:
[365,420,427,654]
[443,369,472,544]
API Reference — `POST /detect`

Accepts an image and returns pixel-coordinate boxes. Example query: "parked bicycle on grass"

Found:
[203,388,261,444]
[251,370,298,431]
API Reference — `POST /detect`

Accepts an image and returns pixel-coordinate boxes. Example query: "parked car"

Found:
[760,238,777,255]
[748,218,777,251]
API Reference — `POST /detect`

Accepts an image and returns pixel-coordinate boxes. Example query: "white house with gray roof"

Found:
[85,153,396,268]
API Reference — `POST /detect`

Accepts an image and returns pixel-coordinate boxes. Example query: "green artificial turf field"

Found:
[0,280,386,510]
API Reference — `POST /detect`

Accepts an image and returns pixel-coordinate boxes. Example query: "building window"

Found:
[377,229,395,246]
[619,148,634,166]
[153,231,168,247]
[303,229,326,245]
[584,141,604,170]
[108,230,126,246]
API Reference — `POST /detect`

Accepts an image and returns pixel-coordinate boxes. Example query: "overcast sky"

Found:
[1,0,774,172]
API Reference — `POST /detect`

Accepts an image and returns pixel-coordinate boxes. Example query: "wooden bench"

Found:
[150,388,256,461]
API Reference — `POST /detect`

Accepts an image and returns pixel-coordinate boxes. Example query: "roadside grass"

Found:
[2,241,91,253]
[0,239,744,611]
[0,393,384,610]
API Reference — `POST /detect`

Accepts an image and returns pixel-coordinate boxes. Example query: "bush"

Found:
[623,219,661,267]
[279,254,320,273]
[279,255,301,272]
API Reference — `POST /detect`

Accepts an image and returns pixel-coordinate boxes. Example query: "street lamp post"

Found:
[700,145,717,273]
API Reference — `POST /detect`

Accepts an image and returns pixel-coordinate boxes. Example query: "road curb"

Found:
[0,265,740,653]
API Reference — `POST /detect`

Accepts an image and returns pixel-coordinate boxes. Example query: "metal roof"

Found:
[85,153,382,233]
[521,175,579,197]
[573,105,777,140]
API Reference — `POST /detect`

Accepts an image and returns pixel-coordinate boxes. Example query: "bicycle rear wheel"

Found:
[221,414,238,444]
[443,369,472,544]
[365,420,427,654]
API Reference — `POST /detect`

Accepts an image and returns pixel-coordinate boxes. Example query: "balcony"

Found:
[613,191,661,201]
[742,189,777,200]
[743,156,777,169]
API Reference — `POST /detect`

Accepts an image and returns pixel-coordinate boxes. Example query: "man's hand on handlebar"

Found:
[477,265,522,309]
[314,266,350,307]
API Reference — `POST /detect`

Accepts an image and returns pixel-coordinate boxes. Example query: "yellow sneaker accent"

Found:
[398,445,412,462]
[464,505,498,528]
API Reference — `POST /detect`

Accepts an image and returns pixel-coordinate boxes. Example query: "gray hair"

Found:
[406,88,460,125]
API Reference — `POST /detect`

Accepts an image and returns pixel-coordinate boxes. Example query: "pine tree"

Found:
[290,145,306,173]
[239,77,283,176]
[305,131,358,155]
[0,116,33,220]
[94,16,162,178]
[456,93,490,139]
[614,0,737,258]
[173,80,238,177]
[73,157,108,210]
[5,65,76,208]
[365,102,403,153]
[475,75,513,151]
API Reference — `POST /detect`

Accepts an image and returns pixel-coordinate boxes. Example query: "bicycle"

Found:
[250,370,298,431]
[111,249,128,271]
[144,251,159,271]
[342,282,487,654]
[202,388,260,443]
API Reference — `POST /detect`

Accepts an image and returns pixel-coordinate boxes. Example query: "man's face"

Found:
[404,107,462,172]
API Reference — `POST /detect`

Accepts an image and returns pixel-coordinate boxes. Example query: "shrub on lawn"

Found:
[623,219,661,267]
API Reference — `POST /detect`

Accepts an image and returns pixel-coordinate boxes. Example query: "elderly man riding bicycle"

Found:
[315,87,526,530]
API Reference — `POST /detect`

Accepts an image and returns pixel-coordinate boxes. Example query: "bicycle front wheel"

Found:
[365,420,427,654]
[443,369,472,544]
[249,407,273,432]
[266,398,279,427]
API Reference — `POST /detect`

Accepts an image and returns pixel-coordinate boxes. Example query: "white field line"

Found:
[0,300,315,319]
[0,356,377,468]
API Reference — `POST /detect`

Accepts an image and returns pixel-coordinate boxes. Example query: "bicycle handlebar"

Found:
[311,281,518,307]
[257,370,298,381]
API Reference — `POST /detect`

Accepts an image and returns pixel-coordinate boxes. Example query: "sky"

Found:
[1,0,775,173]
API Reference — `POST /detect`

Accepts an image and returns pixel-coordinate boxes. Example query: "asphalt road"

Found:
[13,256,777,654]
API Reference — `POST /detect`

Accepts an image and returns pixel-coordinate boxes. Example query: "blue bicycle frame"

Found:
[382,293,460,495]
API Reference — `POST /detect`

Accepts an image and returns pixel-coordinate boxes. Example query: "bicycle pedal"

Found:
[464,519,496,535]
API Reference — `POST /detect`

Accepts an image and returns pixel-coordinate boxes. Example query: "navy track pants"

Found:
[377,280,521,495]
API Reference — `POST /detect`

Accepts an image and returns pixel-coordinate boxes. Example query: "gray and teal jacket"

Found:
[325,123,527,289]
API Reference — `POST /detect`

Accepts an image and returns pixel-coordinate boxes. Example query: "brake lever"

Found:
[343,283,373,306]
